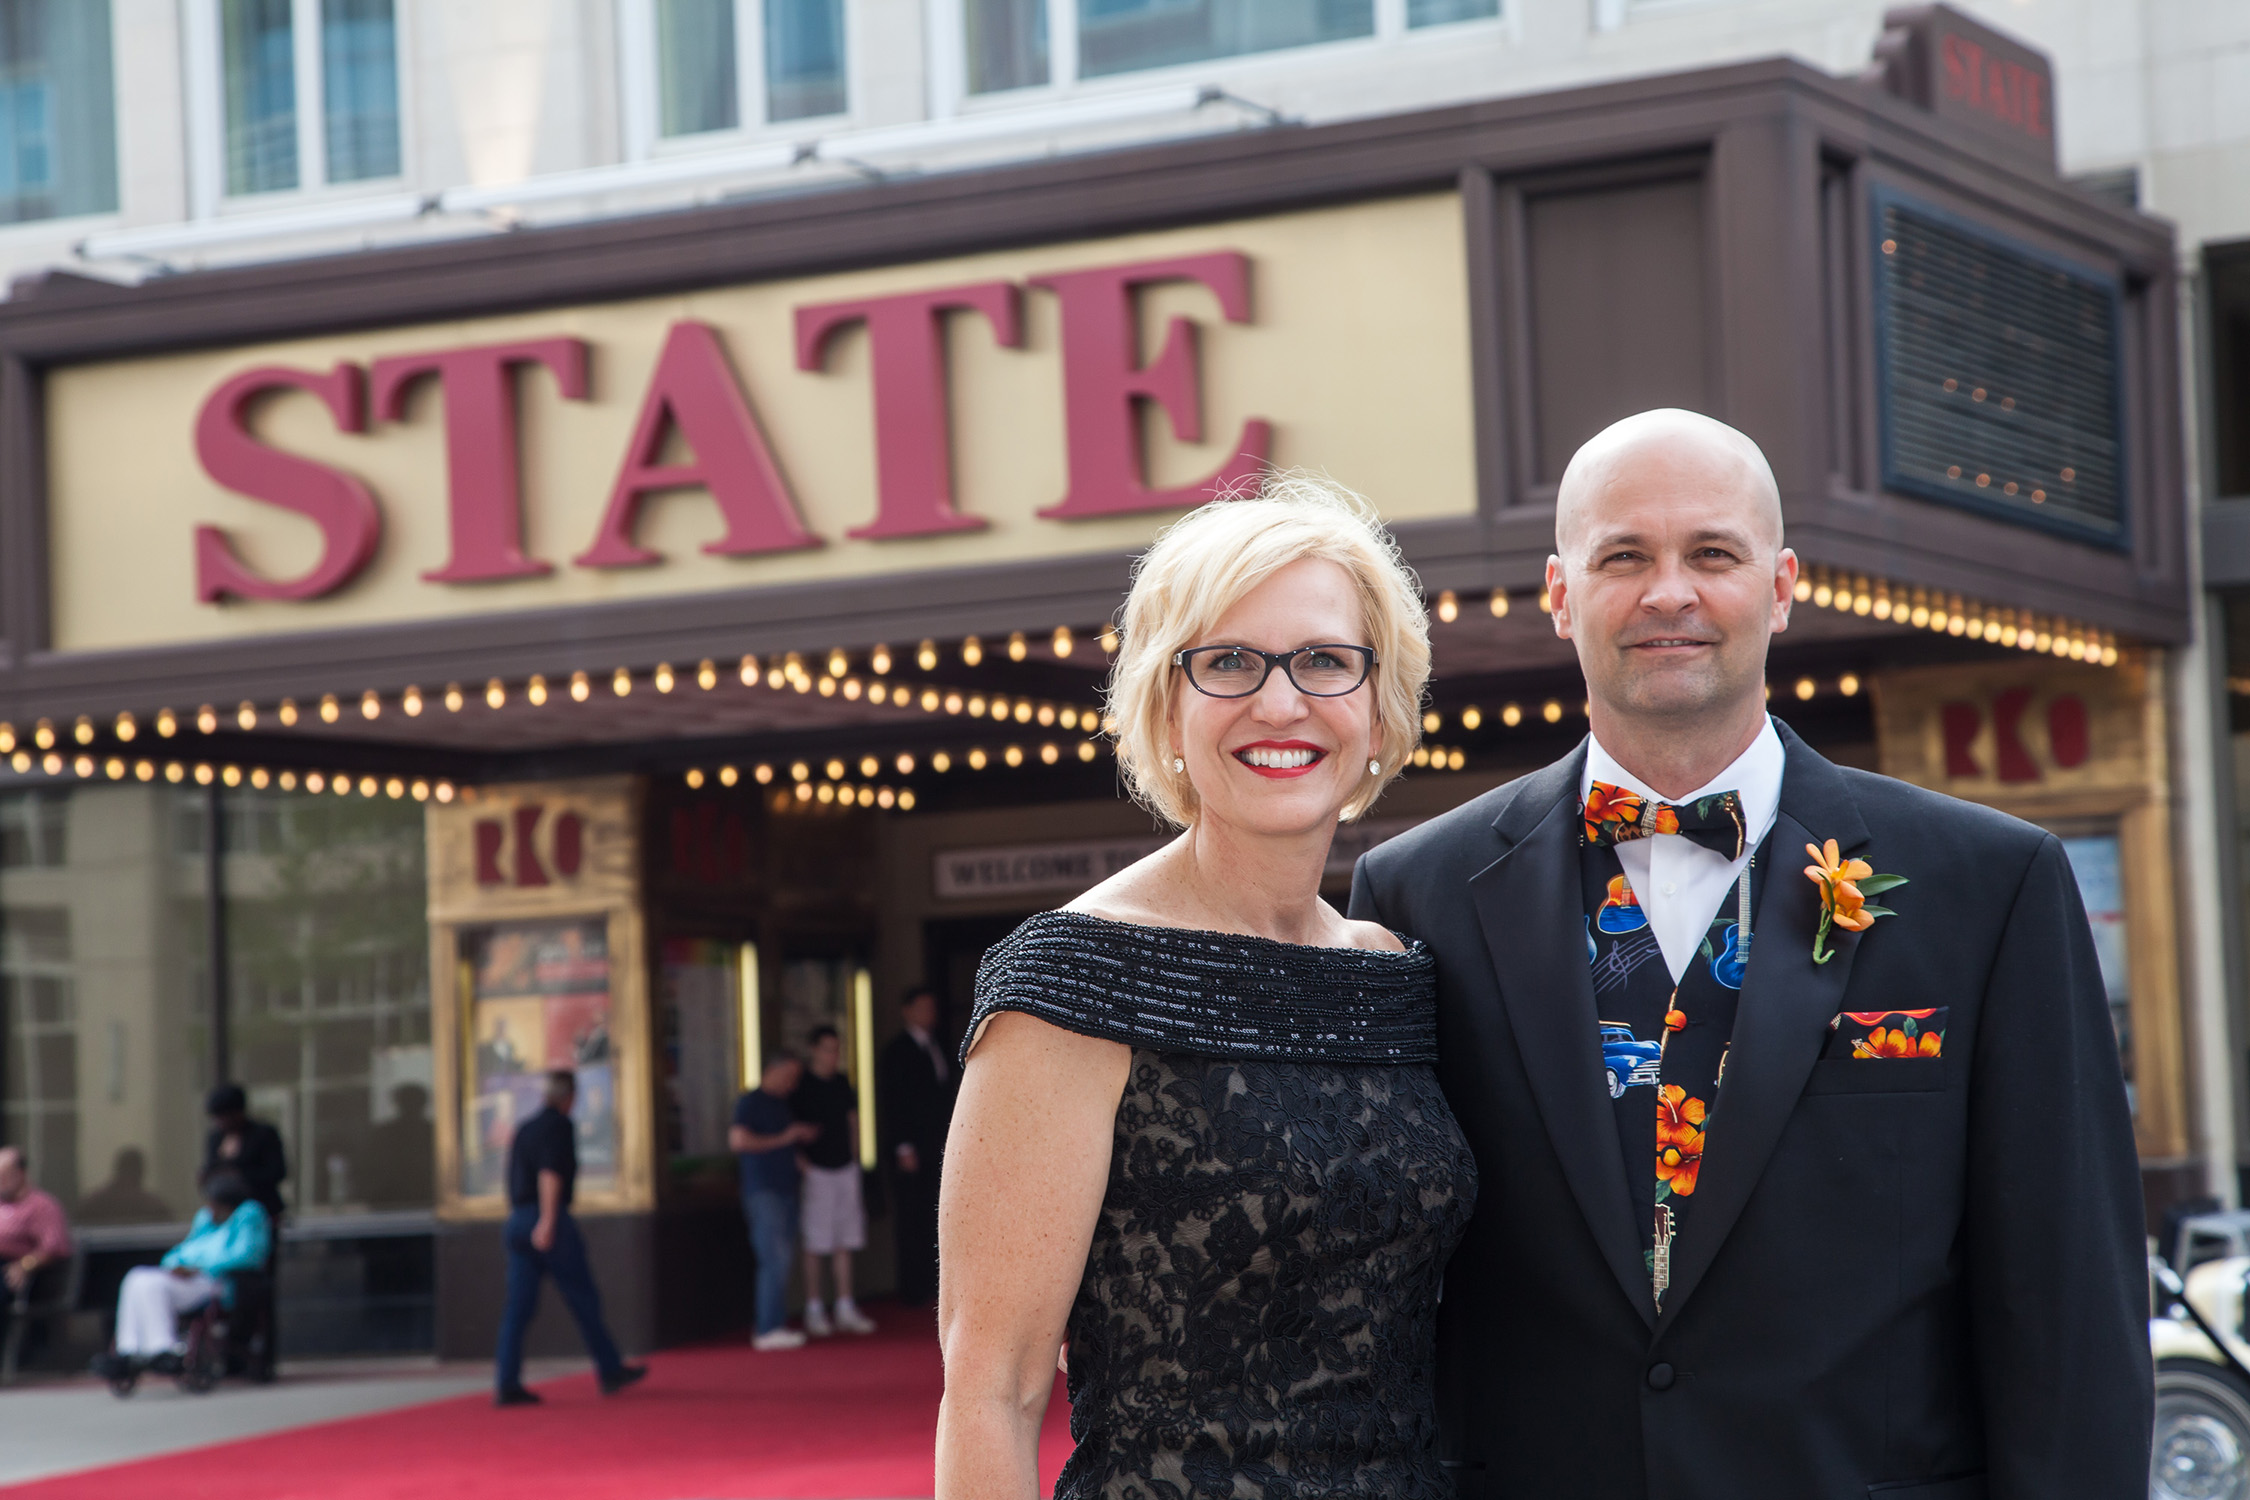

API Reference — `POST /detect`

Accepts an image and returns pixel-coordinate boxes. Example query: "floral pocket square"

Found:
[1822,1008,1946,1059]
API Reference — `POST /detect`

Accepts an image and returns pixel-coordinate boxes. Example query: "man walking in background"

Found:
[878,987,955,1309]
[732,1053,818,1351]
[793,1026,875,1337]
[494,1070,646,1406]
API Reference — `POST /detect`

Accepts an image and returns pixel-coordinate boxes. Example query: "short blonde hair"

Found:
[1106,473,1429,829]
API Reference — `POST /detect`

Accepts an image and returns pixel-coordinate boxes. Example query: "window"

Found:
[964,0,1493,95]
[217,0,399,197]
[2211,241,2250,501]
[649,0,846,139]
[0,0,118,224]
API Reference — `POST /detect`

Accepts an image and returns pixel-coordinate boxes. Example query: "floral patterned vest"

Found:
[1580,831,1772,1307]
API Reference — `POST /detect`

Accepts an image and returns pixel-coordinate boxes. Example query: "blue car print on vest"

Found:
[1599,1023,1663,1098]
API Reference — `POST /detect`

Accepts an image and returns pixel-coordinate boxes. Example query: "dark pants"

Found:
[891,1156,941,1306]
[495,1205,623,1391]
[743,1190,797,1335]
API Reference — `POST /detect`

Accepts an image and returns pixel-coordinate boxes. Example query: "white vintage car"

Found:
[2152,1250,2250,1500]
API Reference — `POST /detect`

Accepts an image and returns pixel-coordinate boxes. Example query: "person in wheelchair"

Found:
[93,1170,269,1380]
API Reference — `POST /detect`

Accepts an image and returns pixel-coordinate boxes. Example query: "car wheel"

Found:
[2155,1357,2250,1500]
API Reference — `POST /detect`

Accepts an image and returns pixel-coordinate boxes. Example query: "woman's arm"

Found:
[935,1011,1129,1500]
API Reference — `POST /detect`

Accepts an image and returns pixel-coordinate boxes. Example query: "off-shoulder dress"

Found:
[963,909,1478,1500]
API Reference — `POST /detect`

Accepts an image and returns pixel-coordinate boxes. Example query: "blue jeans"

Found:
[744,1190,798,1335]
[495,1205,624,1392]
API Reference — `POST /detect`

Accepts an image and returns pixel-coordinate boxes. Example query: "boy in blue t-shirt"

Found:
[730,1053,817,1349]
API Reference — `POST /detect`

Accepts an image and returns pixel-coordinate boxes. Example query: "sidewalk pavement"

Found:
[0,1358,570,1488]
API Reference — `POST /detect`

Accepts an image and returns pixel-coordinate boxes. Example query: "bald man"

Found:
[1353,410,2148,1499]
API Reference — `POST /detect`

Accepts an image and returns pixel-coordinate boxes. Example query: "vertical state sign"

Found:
[427,777,652,1217]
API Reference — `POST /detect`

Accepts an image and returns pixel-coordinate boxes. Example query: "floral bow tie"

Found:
[1583,782,1748,860]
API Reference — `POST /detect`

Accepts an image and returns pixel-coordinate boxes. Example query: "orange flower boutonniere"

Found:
[1803,839,1908,965]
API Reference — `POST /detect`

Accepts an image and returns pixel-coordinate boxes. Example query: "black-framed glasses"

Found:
[1172,644,1377,698]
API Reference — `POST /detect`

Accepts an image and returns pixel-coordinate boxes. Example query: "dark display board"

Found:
[1873,187,2126,547]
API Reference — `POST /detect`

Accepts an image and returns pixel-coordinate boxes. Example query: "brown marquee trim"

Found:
[0,53,2186,729]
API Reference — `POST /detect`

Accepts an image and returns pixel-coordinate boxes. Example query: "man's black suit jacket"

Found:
[878,1030,955,1160]
[1349,724,2150,1500]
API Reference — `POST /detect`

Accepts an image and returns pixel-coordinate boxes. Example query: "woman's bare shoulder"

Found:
[1344,918,1407,953]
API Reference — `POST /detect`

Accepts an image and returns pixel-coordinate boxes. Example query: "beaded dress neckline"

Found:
[965,908,1437,1066]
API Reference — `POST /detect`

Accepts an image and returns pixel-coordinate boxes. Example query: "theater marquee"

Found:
[46,193,1475,655]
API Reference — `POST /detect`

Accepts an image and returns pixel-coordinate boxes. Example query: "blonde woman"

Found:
[935,477,1477,1499]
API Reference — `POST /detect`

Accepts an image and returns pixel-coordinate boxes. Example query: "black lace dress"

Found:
[965,910,1477,1500]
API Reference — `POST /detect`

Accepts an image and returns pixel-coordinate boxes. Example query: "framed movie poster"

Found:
[458,917,619,1199]
[427,777,652,1218]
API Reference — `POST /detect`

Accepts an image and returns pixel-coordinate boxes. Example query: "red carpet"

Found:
[6,1308,1073,1499]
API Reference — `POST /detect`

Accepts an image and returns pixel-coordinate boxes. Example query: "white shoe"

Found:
[752,1328,807,1351]
[834,1304,877,1335]
[803,1303,834,1338]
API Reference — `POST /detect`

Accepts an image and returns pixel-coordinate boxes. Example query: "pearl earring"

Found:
[1368,758,1382,776]
[1172,756,1185,774]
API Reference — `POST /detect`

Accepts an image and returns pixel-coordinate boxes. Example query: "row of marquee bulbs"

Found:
[0,749,456,802]
[0,631,1126,755]
[1425,576,2123,667]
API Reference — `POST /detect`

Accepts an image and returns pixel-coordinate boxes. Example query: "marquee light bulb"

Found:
[962,636,983,667]
[442,684,463,713]
[1489,589,1509,618]
[485,679,506,709]
[72,716,94,745]
[360,691,382,720]
[871,644,892,675]
[895,753,915,775]
[403,685,425,716]
[196,706,218,735]
[571,671,591,702]
[527,676,548,707]
[1052,626,1074,658]
[1004,745,1025,767]
[932,752,952,773]
[612,668,632,697]
[916,640,937,672]
[1078,741,1097,762]
[115,714,139,742]
[31,719,54,750]
[739,655,759,687]
[1461,706,1483,730]
[1007,632,1027,662]
[1435,590,1458,624]
[697,659,718,691]
[320,695,343,724]
[655,663,676,693]
[719,765,738,787]
[859,756,879,778]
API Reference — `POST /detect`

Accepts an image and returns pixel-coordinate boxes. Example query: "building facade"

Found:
[0,0,2235,1359]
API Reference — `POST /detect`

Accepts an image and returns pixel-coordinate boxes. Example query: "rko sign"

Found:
[192,252,1270,603]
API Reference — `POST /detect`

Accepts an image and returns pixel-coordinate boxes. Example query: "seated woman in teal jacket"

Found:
[99,1170,270,1369]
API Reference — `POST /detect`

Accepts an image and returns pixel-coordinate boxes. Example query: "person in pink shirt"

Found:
[1,1145,74,1366]
[0,1146,72,1293]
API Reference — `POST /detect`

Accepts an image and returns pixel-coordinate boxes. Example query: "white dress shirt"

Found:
[1581,718,1786,984]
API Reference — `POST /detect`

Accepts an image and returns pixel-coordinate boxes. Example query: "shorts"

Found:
[800,1163,866,1254]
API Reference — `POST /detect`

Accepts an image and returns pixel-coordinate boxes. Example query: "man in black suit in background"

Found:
[879,987,956,1307]
[1352,410,2150,1498]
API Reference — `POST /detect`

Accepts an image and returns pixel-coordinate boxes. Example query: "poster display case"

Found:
[427,778,653,1218]
[1872,656,2186,1165]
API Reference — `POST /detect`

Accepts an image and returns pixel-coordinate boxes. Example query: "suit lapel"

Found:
[1469,744,1654,1327]
[1653,727,1872,1333]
